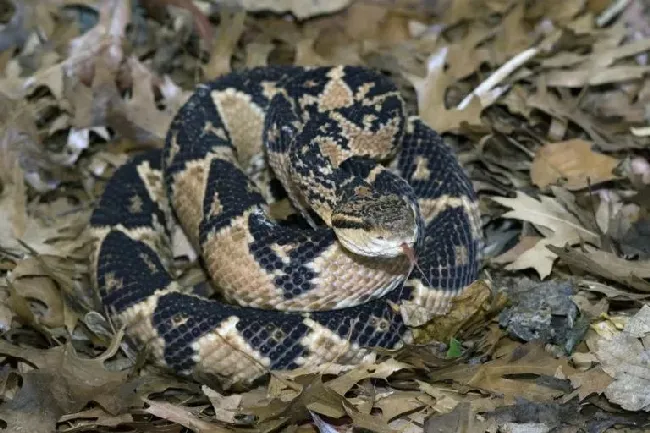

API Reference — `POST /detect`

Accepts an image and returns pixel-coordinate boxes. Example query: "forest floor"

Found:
[1,0,650,432]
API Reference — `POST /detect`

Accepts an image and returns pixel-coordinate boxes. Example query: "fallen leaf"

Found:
[436,342,578,404]
[202,385,243,424]
[405,47,485,133]
[568,367,614,401]
[144,399,230,432]
[592,306,650,411]
[492,192,600,278]
[547,245,650,292]
[0,333,137,431]
[326,358,413,396]
[374,391,431,422]
[424,402,487,433]
[531,139,621,190]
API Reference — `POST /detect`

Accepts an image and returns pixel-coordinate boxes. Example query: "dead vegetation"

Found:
[1,0,650,432]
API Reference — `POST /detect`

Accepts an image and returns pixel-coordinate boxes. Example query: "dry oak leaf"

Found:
[435,342,578,404]
[492,192,600,278]
[405,47,485,133]
[531,139,621,190]
[568,367,613,401]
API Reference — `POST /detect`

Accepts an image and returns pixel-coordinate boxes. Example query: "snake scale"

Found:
[89,66,482,387]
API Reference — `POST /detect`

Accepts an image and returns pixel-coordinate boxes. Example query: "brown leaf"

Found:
[0,371,66,432]
[108,58,176,146]
[423,402,488,433]
[548,245,650,292]
[0,333,137,431]
[531,139,621,190]
[202,385,243,424]
[144,399,230,433]
[374,391,430,422]
[491,192,600,278]
[568,367,613,401]
[326,358,413,396]
[344,401,395,433]
[436,342,578,403]
[405,48,485,134]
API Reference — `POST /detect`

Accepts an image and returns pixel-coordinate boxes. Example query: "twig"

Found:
[596,0,632,27]
[457,47,538,110]
[630,126,650,137]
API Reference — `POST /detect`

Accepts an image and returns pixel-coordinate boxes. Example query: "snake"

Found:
[88,66,482,387]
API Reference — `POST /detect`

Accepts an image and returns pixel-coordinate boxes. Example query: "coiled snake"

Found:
[89,66,482,387]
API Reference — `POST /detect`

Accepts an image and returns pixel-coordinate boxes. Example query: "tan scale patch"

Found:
[191,316,270,388]
[418,195,465,224]
[360,90,404,108]
[354,82,375,101]
[137,161,168,216]
[315,136,350,169]
[261,81,279,99]
[332,112,400,159]
[399,280,456,327]
[166,133,181,167]
[202,210,286,308]
[268,149,322,227]
[318,66,354,111]
[454,245,470,266]
[203,121,228,140]
[211,89,265,170]
[207,191,223,218]
[298,93,320,109]
[103,271,123,292]
[139,252,159,274]
[412,156,431,181]
[128,195,143,213]
[295,317,376,368]
[281,243,410,311]
[270,242,296,266]
[113,284,179,370]
[170,159,210,247]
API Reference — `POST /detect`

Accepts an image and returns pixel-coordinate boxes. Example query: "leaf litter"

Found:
[1,0,650,432]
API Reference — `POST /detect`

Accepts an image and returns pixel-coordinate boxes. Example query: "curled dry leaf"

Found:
[531,139,621,190]
[492,192,600,278]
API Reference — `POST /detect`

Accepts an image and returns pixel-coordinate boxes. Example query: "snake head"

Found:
[331,190,419,259]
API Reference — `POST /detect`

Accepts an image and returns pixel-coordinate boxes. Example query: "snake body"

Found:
[89,66,482,387]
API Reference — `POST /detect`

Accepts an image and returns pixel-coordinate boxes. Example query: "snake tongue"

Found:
[401,243,416,268]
